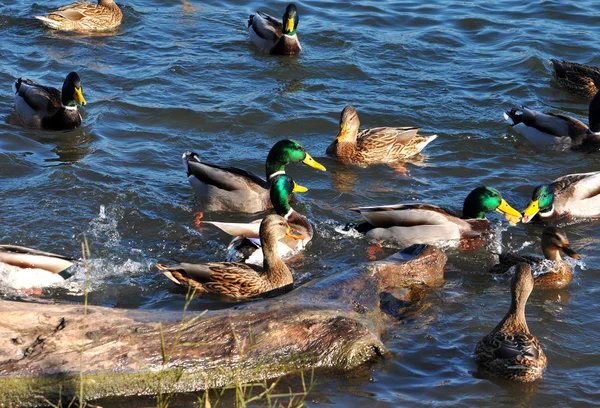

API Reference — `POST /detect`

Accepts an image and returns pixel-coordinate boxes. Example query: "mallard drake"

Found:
[325,106,437,165]
[549,59,600,99]
[14,72,86,130]
[0,245,75,290]
[157,214,304,299]
[349,187,521,247]
[183,139,325,213]
[503,90,600,151]
[248,3,301,55]
[475,263,547,382]
[35,0,122,32]
[491,227,580,289]
[522,171,600,224]
[205,174,312,265]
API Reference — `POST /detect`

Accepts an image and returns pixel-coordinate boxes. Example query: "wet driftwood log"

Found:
[0,245,446,406]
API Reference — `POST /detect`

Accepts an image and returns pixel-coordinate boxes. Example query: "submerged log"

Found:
[0,244,446,406]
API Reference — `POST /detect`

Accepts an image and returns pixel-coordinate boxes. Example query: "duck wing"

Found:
[250,11,282,42]
[15,79,61,115]
[183,151,268,192]
[349,203,459,228]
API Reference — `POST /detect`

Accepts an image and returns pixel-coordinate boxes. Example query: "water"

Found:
[2,0,600,405]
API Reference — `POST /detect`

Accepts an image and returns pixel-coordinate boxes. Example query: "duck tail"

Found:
[35,15,62,30]
[14,78,22,94]
[247,14,254,28]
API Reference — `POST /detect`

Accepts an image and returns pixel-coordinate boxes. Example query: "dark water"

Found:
[2,0,600,406]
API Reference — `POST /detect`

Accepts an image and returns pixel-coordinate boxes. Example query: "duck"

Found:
[349,186,522,248]
[491,227,580,289]
[183,139,325,213]
[205,174,312,265]
[522,171,600,224]
[326,106,437,165]
[157,214,304,299]
[503,90,600,151]
[549,59,600,99]
[35,0,122,32]
[248,3,301,55]
[0,245,75,290]
[475,263,547,382]
[14,72,86,130]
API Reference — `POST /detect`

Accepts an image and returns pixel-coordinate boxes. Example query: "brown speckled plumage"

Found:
[549,59,600,99]
[157,215,303,299]
[475,264,547,382]
[326,106,437,165]
[36,0,122,32]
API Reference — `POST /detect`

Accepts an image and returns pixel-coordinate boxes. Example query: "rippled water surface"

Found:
[2,0,600,406]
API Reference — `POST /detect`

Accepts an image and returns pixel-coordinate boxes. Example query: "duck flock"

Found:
[3,0,600,387]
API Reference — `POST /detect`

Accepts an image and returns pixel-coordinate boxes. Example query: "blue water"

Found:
[1,0,600,406]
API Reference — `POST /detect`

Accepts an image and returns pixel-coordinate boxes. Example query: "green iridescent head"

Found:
[462,186,522,221]
[269,174,307,216]
[265,139,326,179]
[282,3,299,35]
[522,184,554,223]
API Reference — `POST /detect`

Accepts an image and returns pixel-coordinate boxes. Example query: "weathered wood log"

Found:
[0,244,446,406]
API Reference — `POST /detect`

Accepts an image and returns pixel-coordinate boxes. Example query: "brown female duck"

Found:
[326,106,437,165]
[35,0,122,32]
[549,59,600,99]
[157,214,304,299]
[491,227,580,289]
[475,263,547,382]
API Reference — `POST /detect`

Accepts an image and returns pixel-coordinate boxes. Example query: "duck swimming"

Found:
[14,72,86,130]
[248,3,301,55]
[35,0,122,32]
[504,90,600,151]
[491,227,580,289]
[349,186,521,247]
[157,214,304,299]
[182,139,325,213]
[475,263,547,382]
[326,106,437,165]
[549,59,600,99]
[522,171,600,224]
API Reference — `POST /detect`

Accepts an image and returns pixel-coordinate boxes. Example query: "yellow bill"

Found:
[521,200,539,224]
[285,226,305,240]
[494,199,522,226]
[292,181,308,193]
[302,152,326,171]
[286,17,295,32]
[74,87,86,106]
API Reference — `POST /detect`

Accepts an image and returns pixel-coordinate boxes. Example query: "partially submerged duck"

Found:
[183,139,325,213]
[522,171,600,224]
[35,0,122,32]
[0,245,75,290]
[503,90,600,151]
[475,263,547,382]
[248,3,301,55]
[326,106,437,165]
[14,72,86,130]
[205,174,312,265]
[549,59,600,99]
[349,187,521,247]
[157,214,304,299]
[491,227,580,289]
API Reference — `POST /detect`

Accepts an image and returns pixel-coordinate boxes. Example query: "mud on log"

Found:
[0,245,446,406]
